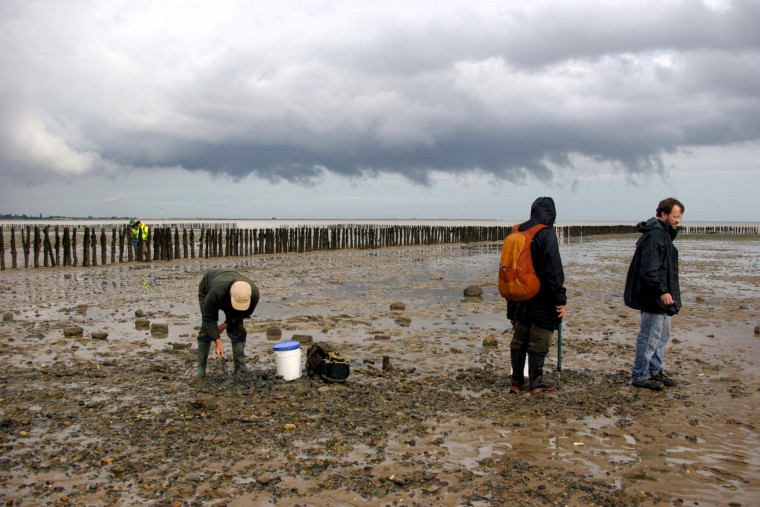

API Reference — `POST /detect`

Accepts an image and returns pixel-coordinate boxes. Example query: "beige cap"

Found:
[230,281,252,311]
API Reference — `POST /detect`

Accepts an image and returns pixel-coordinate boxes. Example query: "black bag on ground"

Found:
[306,342,350,383]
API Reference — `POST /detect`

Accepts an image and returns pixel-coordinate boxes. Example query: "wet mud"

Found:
[1,236,759,506]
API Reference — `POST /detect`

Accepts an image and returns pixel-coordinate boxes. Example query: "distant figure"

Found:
[196,269,260,378]
[624,197,684,391]
[507,197,567,394]
[129,219,150,260]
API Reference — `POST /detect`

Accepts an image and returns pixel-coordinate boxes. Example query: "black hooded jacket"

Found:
[623,217,681,314]
[506,197,567,330]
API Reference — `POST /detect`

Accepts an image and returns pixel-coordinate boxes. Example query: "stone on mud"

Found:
[292,334,313,345]
[91,331,108,340]
[482,335,498,347]
[266,327,282,340]
[464,285,483,298]
[390,302,406,311]
[63,326,83,337]
[135,319,150,331]
[151,323,169,338]
[2,312,12,322]
[394,316,411,327]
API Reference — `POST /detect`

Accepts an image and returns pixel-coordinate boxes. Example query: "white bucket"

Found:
[273,340,302,381]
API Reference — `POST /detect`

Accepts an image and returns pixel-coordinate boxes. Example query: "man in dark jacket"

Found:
[196,269,260,378]
[507,197,567,394]
[624,197,684,391]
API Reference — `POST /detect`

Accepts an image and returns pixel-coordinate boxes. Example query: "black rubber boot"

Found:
[528,353,555,394]
[196,341,211,378]
[509,348,528,393]
[232,341,251,373]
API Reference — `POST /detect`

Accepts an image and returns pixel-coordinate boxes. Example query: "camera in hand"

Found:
[665,301,678,316]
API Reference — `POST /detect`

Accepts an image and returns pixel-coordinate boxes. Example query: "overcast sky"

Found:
[1,0,759,222]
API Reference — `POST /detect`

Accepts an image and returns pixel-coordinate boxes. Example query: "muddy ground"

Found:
[1,235,759,506]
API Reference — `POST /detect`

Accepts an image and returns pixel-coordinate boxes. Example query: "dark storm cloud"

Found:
[1,0,759,187]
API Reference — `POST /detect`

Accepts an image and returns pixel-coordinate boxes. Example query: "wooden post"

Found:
[111,228,117,264]
[100,228,106,265]
[0,228,4,271]
[63,228,70,266]
[33,226,41,268]
[174,227,180,260]
[54,226,61,266]
[190,229,195,259]
[183,228,188,259]
[43,226,53,267]
[71,228,77,267]
[145,226,152,262]
[118,228,124,263]
[91,227,97,267]
[10,227,18,269]
[83,227,90,267]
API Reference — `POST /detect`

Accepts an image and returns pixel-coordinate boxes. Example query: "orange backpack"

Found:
[498,224,548,301]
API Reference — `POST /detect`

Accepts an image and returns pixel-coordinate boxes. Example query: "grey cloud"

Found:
[1,0,759,188]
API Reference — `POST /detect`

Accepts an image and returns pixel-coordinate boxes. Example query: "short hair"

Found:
[656,197,685,217]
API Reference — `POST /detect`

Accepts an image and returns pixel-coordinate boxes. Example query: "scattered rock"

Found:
[482,335,498,348]
[63,326,83,337]
[382,355,393,371]
[292,334,313,345]
[394,316,411,327]
[755,325,760,336]
[91,331,108,341]
[171,342,191,350]
[135,310,145,317]
[151,323,169,338]
[390,302,406,311]
[2,312,12,322]
[463,285,483,298]
[135,319,150,331]
[267,327,282,340]
[374,335,391,341]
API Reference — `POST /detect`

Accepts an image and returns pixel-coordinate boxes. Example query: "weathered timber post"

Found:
[33,226,41,268]
[183,228,188,259]
[175,228,180,260]
[101,228,107,266]
[43,226,54,267]
[145,226,152,262]
[82,227,90,267]
[54,226,61,266]
[71,228,78,266]
[190,229,195,259]
[167,227,173,261]
[0,228,4,270]
[10,227,17,269]
[91,227,97,267]
[118,228,125,263]
[111,229,117,264]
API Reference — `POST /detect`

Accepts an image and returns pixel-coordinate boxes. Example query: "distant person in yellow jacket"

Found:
[129,219,149,260]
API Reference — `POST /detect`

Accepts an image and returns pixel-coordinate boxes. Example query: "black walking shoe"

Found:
[651,371,677,386]
[632,378,664,391]
[509,379,527,394]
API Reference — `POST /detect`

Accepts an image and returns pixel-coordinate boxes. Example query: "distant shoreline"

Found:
[1,218,759,229]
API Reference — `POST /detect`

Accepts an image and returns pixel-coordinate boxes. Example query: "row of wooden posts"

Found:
[0,223,757,270]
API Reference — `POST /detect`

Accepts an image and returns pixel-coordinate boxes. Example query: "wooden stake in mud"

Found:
[63,228,70,266]
[33,226,41,268]
[91,227,98,267]
[111,228,116,264]
[82,227,90,267]
[72,228,78,267]
[0,228,4,271]
[10,227,17,269]
[101,228,107,266]
[54,226,61,266]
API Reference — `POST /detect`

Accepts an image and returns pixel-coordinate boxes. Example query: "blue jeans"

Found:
[632,311,670,382]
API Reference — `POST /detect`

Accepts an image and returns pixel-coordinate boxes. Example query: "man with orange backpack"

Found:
[504,197,567,394]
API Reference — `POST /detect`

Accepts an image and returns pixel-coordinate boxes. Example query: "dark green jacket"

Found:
[198,269,259,340]
[624,217,681,314]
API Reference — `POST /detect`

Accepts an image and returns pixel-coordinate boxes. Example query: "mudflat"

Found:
[1,235,759,506]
